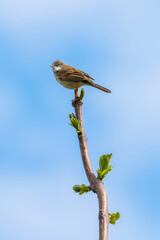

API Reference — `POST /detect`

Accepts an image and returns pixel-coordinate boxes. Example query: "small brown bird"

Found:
[50,60,111,93]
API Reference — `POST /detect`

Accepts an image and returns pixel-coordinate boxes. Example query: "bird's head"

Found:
[50,60,65,72]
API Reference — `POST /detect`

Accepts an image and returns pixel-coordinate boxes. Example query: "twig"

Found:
[72,89,109,240]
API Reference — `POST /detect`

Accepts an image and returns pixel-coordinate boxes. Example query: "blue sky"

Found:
[0,0,160,239]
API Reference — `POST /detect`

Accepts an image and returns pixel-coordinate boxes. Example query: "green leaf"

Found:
[69,113,82,133]
[109,212,120,224]
[69,113,76,119]
[73,185,82,193]
[97,154,113,179]
[99,154,112,171]
[96,170,103,179]
[115,212,120,219]
[73,184,91,195]
[80,88,85,99]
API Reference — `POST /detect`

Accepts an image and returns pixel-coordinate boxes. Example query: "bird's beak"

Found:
[50,65,53,67]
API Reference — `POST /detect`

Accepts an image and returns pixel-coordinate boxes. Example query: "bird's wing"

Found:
[81,70,95,81]
[57,66,94,83]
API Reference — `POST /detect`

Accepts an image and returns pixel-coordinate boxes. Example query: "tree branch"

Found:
[72,89,109,240]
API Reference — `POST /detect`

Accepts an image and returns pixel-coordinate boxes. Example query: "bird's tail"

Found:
[89,82,111,93]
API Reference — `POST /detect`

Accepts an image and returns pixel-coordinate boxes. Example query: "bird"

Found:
[50,60,111,93]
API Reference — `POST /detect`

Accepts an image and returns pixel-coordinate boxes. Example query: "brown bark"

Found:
[72,89,109,240]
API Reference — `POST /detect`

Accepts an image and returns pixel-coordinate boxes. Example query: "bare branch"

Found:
[72,89,109,240]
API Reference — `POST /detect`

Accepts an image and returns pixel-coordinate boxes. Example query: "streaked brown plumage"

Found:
[50,60,111,93]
